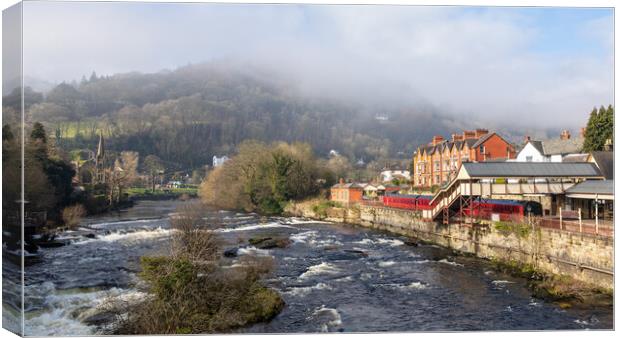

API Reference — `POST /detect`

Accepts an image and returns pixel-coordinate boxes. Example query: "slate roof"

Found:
[562,154,589,163]
[462,162,602,178]
[565,180,613,195]
[541,137,584,155]
[590,151,613,180]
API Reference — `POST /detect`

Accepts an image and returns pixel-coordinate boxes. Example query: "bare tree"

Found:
[107,151,139,205]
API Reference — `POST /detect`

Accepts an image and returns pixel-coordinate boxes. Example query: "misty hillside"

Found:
[12,63,503,167]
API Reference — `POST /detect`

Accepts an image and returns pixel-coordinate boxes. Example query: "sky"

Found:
[16,1,615,129]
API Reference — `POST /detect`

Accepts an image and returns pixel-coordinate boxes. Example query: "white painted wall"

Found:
[515,143,546,162]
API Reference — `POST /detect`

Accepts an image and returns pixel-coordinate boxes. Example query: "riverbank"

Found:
[284,198,613,309]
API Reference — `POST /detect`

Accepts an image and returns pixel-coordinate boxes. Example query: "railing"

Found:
[538,217,614,237]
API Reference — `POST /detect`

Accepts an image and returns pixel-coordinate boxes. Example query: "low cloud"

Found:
[22,3,613,129]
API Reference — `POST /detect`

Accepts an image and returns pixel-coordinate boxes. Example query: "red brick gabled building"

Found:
[412,129,516,188]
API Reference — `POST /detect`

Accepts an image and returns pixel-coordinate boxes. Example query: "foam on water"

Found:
[85,218,164,229]
[74,227,170,245]
[299,262,340,279]
[215,222,295,233]
[376,238,405,247]
[237,246,272,256]
[284,282,332,296]
[312,306,342,332]
[286,217,332,225]
[378,261,397,267]
[437,258,464,267]
[290,230,319,244]
[24,285,146,336]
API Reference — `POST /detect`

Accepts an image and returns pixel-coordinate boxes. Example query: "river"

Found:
[2,200,612,335]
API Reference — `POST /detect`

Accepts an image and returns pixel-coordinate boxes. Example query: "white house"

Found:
[380,168,411,182]
[515,130,585,163]
[213,155,229,167]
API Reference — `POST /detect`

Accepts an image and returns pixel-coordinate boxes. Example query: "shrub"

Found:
[61,204,86,229]
[110,202,284,334]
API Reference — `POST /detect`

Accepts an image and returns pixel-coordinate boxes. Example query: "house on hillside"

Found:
[516,130,585,163]
[213,155,229,167]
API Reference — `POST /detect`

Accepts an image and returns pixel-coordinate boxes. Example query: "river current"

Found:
[2,200,612,335]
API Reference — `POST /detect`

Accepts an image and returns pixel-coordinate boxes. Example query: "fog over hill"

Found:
[5,61,585,169]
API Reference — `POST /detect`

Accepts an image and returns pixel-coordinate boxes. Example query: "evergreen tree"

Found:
[30,122,47,143]
[582,107,599,152]
[583,105,614,152]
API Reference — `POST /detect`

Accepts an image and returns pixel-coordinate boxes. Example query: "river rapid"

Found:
[3,200,612,335]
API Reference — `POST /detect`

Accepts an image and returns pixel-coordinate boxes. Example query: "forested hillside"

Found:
[14,62,467,168]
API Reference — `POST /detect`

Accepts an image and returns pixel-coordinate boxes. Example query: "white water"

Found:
[215,222,295,233]
[299,262,340,279]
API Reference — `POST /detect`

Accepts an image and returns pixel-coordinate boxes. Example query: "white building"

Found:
[213,155,229,167]
[380,168,411,182]
[515,130,585,163]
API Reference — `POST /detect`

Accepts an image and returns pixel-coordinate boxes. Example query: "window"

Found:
[434,161,440,172]
[526,156,533,162]
[480,145,485,154]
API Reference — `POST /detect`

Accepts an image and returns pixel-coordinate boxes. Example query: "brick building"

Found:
[330,179,364,205]
[412,129,516,188]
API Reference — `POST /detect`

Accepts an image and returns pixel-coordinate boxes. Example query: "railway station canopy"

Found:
[457,162,604,180]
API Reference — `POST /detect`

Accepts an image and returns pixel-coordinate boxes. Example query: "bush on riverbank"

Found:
[311,200,341,218]
[111,202,284,334]
[61,204,86,229]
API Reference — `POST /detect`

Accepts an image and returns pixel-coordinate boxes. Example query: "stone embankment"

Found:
[285,199,614,293]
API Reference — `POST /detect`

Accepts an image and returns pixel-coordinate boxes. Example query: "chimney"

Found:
[524,135,531,143]
[560,130,571,140]
[432,135,444,145]
[451,133,464,142]
[475,129,489,138]
[463,130,476,140]
[580,127,586,138]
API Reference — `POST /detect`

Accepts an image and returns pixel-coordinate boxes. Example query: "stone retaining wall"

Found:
[286,200,613,289]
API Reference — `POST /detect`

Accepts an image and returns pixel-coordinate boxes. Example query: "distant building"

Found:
[330,179,364,206]
[380,167,411,182]
[328,149,340,158]
[412,129,516,188]
[516,130,585,163]
[213,155,229,167]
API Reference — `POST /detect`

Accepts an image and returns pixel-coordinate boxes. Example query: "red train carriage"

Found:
[463,198,543,221]
[382,194,436,210]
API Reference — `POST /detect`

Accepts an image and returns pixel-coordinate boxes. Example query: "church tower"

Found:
[95,131,106,184]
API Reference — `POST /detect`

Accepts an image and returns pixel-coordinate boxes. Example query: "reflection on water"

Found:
[2,200,611,335]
